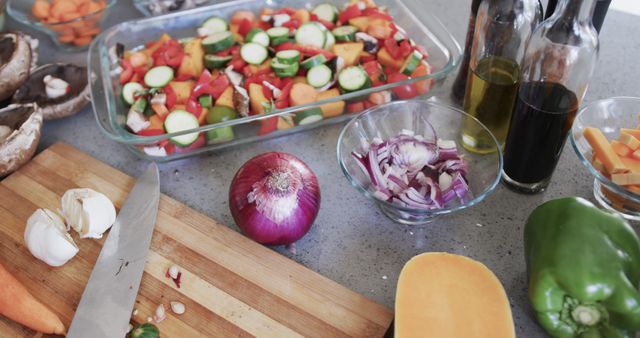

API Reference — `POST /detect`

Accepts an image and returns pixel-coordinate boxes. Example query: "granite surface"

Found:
[6,1,640,337]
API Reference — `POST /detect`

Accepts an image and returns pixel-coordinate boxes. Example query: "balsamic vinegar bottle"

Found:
[546,0,610,32]
[461,0,542,153]
[450,0,482,105]
[502,0,599,193]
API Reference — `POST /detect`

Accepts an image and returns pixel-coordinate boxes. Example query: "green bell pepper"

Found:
[525,197,640,338]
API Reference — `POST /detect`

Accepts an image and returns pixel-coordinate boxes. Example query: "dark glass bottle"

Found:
[450,0,482,105]
[546,0,610,32]
[502,0,599,193]
[461,0,541,153]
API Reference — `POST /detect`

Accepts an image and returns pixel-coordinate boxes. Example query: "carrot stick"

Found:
[0,262,65,335]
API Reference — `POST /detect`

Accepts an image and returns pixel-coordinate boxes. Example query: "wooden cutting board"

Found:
[0,142,393,337]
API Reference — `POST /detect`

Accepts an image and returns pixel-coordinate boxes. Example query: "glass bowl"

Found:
[7,0,117,51]
[570,96,640,220]
[337,100,503,225]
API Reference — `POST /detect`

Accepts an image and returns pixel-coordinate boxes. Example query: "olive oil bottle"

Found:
[462,56,520,153]
[460,0,542,153]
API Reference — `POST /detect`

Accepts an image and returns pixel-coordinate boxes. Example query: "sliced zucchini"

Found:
[206,127,234,144]
[246,28,270,47]
[206,105,238,124]
[295,22,326,49]
[204,54,233,70]
[267,27,291,46]
[332,26,358,42]
[164,110,200,146]
[338,66,371,93]
[198,94,213,108]
[294,108,324,125]
[306,64,332,88]
[324,30,336,50]
[240,42,268,65]
[275,50,301,64]
[121,82,145,106]
[271,59,299,77]
[400,50,423,75]
[202,31,234,53]
[201,16,228,33]
[301,54,327,69]
[311,3,338,23]
[144,66,174,88]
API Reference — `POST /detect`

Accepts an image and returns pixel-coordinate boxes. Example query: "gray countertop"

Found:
[6,1,640,337]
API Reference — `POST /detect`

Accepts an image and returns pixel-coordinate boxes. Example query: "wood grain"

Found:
[0,143,393,337]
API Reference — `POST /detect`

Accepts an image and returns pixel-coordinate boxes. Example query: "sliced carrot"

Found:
[61,11,83,22]
[611,140,632,157]
[347,101,365,114]
[620,128,640,140]
[583,127,628,174]
[621,157,640,174]
[72,36,93,46]
[0,263,65,335]
[619,131,640,150]
[77,26,101,37]
[289,83,318,106]
[32,0,51,19]
[411,63,432,95]
[51,1,78,20]
[86,1,103,15]
[58,34,75,44]
[612,172,640,186]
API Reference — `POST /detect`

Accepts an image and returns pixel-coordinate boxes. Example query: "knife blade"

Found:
[67,163,160,338]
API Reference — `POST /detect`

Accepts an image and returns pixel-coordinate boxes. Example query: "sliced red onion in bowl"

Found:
[352,130,471,211]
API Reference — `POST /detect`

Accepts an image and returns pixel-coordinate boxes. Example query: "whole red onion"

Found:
[229,152,321,245]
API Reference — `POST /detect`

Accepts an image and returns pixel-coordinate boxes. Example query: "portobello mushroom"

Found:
[13,63,90,120]
[0,103,43,177]
[0,32,32,102]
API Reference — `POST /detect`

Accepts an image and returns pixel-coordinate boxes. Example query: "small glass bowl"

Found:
[7,0,117,51]
[337,100,503,225]
[570,97,640,220]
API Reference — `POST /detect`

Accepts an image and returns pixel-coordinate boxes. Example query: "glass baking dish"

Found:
[134,0,233,16]
[88,0,462,162]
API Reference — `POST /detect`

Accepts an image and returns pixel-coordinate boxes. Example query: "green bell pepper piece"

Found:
[525,197,640,338]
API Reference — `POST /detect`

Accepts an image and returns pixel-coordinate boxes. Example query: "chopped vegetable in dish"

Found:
[115,0,432,155]
[351,129,471,210]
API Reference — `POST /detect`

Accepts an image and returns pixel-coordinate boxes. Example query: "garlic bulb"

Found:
[24,209,79,267]
[61,188,116,239]
[43,75,69,99]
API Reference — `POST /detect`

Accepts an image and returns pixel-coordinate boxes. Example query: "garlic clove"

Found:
[61,188,116,239]
[170,301,185,315]
[24,209,79,267]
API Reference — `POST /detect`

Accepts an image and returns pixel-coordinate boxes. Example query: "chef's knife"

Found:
[67,163,160,338]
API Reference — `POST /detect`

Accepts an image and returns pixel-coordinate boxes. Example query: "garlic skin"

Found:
[24,209,79,267]
[61,188,116,239]
[43,75,70,99]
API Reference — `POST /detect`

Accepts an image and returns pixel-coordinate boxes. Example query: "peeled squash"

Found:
[395,253,515,338]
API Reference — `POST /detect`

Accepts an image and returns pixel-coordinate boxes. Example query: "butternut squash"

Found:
[395,253,515,338]
[332,42,364,67]
[167,81,195,104]
[178,38,205,79]
[317,89,345,118]
[215,86,234,109]
[249,83,269,115]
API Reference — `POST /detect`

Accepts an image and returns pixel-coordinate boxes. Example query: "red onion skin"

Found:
[229,152,321,246]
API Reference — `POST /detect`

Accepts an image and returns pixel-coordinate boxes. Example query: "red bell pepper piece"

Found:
[362,60,385,86]
[257,21,272,31]
[258,117,278,135]
[360,53,377,64]
[362,8,393,21]
[238,18,254,37]
[282,19,300,30]
[274,81,293,109]
[162,85,177,110]
[119,59,134,84]
[186,98,202,116]
[338,4,362,24]
[347,101,365,114]
[275,42,296,52]
[192,72,230,100]
[137,128,165,137]
[310,14,335,30]
[398,40,413,59]
[294,45,335,60]
[387,72,418,99]
[274,7,296,15]
[229,58,247,71]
